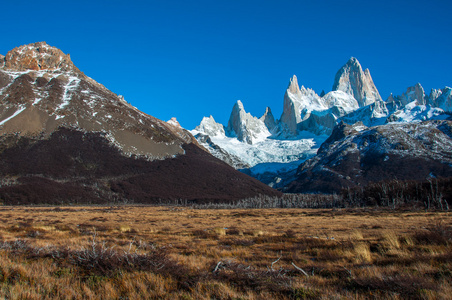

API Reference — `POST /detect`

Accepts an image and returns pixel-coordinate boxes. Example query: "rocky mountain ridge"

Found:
[193,57,451,191]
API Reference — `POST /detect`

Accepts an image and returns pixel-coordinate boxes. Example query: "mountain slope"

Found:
[284,120,452,193]
[0,42,281,204]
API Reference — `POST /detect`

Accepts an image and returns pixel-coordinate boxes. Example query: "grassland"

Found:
[0,206,450,299]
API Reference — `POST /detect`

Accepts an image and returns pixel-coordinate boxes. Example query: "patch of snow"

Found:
[57,76,81,110]
[0,106,26,125]
[192,129,327,167]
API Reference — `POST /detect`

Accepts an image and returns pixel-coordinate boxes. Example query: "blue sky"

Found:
[1,0,451,129]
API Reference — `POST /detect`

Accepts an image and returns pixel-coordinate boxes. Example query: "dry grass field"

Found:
[0,206,450,299]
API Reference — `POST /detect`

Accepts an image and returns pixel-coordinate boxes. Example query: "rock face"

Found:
[430,87,452,112]
[332,57,382,107]
[0,42,281,204]
[226,100,271,144]
[260,107,277,132]
[398,83,426,105]
[278,58,382,137]
[280,75,325,136]
[285,120,452,193]
[3,42,81,74]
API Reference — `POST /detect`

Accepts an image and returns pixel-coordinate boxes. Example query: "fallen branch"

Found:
[213,261,222,272]
[271,254,282,271]
[291,262,309,277]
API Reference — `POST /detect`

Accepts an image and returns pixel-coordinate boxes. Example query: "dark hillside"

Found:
[0,128,281,205]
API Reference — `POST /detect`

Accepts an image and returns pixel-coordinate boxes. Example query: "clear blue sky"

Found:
[1,0,451,129]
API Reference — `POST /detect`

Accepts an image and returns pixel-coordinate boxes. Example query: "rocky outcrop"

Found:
[332,57,382,107]
[279,75,302,135]
[226,100,271,144]
[397,83,426,105]
[260,107,277,132]
[3,42,82,74]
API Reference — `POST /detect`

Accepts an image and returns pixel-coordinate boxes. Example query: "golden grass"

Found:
[0,206,450,299]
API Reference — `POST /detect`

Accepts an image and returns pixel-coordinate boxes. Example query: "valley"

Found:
[0,205,450,299]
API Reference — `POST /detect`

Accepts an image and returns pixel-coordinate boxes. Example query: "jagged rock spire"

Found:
[260,107,277,132]
[226,100,271,144]
[332,57,382,107]
[195,115,225,137]
[287,75,300,94]
[399,83,426,105]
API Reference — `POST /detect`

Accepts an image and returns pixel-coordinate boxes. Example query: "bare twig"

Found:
[291,262,309,277]
[271,254,282,271]
[213,261,222,272]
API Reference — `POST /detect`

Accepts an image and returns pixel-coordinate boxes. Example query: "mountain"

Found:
[431,87,452,111]
[226,100,271,144]
[278,58,381,137]
[192,57,451,192]
[284,120,452,193]
[191,99,325,177]
[332,57,382,107]
[0,42,281,204]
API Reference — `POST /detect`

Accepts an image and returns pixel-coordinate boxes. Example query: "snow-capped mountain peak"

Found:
[332,57,382,107]
[226,100,271,144]
[194,115,226,137]
[192,56,451,190]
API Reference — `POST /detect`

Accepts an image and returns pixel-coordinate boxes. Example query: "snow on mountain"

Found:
[194,115,225,137]
[332,57,382,107]
[279,58,380,137]
[192,97,327,169]
[388,101,445,123]
[166,117,182,128]
[430,86,452,112]
[226,100,271,144]
[192,56,451,190]
[279,75,326,136]
[397,83,427,106]
[340,100,390,127]
[191,127,326,168]
[285,120,452,193]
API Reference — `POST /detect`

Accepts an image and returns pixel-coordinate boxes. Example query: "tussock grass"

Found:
[0,206,450,299]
